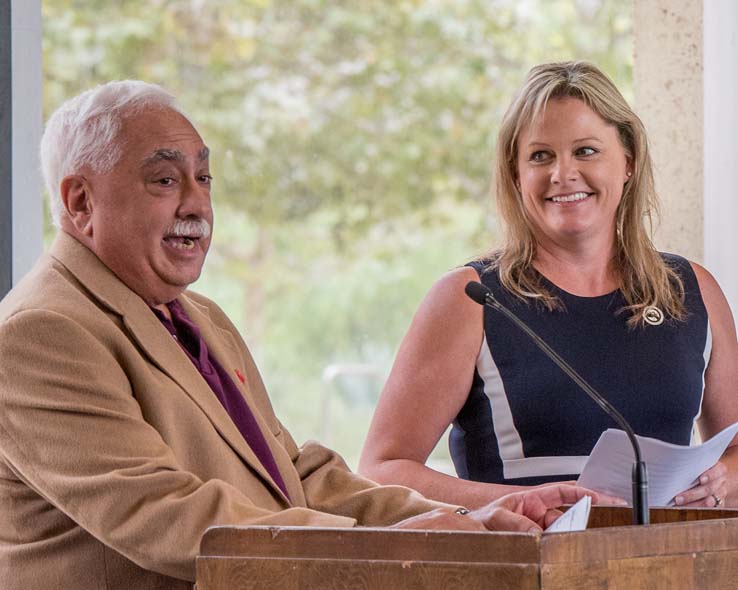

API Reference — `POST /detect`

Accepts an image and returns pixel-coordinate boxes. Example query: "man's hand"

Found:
[390,485,599,533]
[534,480,626,507]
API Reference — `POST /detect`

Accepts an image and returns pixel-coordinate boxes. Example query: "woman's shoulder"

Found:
[659,251,691,270]
[681,258,726,311]
[464,257,501,285]
[417,266,489,324]
[435,265,485,296]
[658,251,701,286]
[658,253,719,320]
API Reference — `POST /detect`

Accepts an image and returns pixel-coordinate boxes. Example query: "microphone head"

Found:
[464,281,491,305]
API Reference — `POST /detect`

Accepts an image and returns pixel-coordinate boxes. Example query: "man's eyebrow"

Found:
[141,147,210,166]
[141,149,185,166]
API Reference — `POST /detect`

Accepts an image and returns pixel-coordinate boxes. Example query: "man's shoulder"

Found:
[1,232,125,325]
[0,253,81,322]
[0,255,127,353]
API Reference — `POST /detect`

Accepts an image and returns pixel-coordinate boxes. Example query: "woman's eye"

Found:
[576,147,597,157]
[530,151,549,162]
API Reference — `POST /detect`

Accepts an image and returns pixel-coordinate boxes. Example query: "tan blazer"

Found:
[0,233,446,589]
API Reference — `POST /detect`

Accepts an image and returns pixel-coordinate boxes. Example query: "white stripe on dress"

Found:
[476,337,588,479]
[690,322,713,444]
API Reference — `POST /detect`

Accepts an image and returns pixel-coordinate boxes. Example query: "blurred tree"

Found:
[43,0,632,463]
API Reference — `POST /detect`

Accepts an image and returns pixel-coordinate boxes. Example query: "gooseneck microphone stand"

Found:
[465,281,649,525]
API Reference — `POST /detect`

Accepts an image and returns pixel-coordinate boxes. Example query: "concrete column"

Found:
[633,0,703,261]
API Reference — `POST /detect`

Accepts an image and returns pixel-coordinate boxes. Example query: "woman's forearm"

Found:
[362,457,530,509]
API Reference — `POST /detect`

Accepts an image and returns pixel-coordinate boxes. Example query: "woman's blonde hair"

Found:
[490,60,684,326]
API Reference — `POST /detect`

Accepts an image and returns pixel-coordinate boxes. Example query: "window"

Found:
[43,0,632,467]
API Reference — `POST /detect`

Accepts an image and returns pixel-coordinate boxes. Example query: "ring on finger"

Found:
[711,493,723,507]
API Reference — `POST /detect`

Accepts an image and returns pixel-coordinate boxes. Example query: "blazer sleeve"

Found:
[0,308,442,582]
[292,436,457,525]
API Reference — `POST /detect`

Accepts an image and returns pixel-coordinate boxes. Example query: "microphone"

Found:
[465,280,649,525]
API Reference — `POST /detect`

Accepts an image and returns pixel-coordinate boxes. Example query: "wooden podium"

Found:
[196,506,738,589]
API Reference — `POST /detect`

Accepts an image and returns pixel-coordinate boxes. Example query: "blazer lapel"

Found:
[50,233,290,504]
[183,298,305,504]
[122,308,290,502]
[173,297,292,504]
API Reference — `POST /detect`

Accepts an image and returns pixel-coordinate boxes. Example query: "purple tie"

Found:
[153,300,289,499]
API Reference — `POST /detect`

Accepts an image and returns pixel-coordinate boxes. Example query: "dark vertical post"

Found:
[0,0,12,299]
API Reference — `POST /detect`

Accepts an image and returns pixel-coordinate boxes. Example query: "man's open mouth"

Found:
[163,236,199,250]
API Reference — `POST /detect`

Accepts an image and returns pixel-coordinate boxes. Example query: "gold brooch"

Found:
[643,306,664,326]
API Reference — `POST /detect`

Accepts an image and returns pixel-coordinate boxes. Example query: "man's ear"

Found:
[60,175,94,236]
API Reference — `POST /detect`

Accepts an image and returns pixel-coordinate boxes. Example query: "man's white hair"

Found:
[41,80,189,227]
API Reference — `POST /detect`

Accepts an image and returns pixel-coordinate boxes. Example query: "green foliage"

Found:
[43,0,632,466]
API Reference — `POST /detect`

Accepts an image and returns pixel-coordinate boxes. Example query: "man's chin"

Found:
[150,268,203,299]
[167,271,203,291]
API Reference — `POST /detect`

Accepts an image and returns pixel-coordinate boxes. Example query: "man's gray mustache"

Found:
[165,219,211,239]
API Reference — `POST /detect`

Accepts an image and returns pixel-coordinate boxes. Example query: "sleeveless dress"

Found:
[449,254,711,485]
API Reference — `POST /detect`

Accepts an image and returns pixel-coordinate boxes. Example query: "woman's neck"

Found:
[533,239,619,297]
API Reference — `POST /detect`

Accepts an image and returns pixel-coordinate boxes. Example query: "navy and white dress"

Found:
[449,254,711,485]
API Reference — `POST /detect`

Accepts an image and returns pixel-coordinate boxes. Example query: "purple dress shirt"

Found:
[152,300,289,498]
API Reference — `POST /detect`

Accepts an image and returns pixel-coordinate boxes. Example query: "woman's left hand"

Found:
[674,461,728,508]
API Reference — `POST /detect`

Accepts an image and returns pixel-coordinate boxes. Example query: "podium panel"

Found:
[197,507,738,589]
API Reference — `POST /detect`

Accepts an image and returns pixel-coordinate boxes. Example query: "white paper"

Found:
[577,422,738,506]
[545,494,591,533]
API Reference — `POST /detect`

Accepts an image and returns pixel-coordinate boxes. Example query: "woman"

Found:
[359,61,738,509]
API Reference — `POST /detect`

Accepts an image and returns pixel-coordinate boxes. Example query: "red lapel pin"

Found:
[234,369,246,384]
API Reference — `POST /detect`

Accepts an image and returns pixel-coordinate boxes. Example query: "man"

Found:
[0,81,593,589]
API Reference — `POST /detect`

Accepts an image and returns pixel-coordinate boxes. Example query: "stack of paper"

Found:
[577,422,738,506]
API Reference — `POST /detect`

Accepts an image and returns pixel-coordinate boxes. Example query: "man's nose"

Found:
[178,176,211,219]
